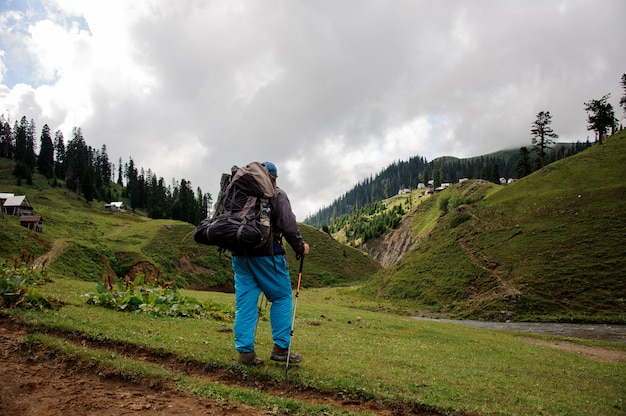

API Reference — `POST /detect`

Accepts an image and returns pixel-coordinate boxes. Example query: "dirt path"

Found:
[0,315,438,416]
[457,238,521,298]
[3,314,622,416]
[0,316,265,416]
[32,239,66,270]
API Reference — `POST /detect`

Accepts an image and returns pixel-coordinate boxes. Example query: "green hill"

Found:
[0,158,379,290]
[3,131,625,323]
[362,131,626,323]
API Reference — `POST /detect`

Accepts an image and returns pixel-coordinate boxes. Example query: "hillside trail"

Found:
[30,222,131,270]
[32,238,66,270]
[457,238,521,298]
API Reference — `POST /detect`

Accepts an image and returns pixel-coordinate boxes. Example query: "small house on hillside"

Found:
[104,201,125,211]
[20,215,43,232]
[2,195,33,216]
[0,193,15,205]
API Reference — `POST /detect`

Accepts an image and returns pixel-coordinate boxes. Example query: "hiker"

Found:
[233,161,310,366]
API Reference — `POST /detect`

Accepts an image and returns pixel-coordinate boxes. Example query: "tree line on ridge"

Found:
[0,118,210,225]
[306,76,625,229]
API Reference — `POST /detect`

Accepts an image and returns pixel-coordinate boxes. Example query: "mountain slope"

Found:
[0,159,380,290]
[362,131,626,322]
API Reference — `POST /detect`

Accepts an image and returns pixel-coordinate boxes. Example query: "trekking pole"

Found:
[254,293,265,337]
[285,255,304,376]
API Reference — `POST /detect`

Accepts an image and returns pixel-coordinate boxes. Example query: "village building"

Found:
[19,215,43,232]
[0,193,15,205]
[104,201,125,211]
[2,195,33,216]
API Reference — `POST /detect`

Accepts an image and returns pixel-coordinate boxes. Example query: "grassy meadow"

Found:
[2,133,626,415]
[363,131,626,322]
[4,277,623,415]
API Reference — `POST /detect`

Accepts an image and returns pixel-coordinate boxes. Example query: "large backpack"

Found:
[194,162,276,253]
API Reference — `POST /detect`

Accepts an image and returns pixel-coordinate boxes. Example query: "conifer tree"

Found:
[54,130,65,180]
[65,127,90,195]
[117,157,124,186]
[0,115,13,159]
[515,147,532,179]
[125,158,140,209]
[584,94,617,145]
[12,117,34,184]
[37,124,55,178]
[530,111,558,168]
[25,118,36,174]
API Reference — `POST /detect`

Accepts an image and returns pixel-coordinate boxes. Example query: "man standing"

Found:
[232,162,310,366]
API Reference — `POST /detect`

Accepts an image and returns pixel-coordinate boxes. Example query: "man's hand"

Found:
[302,242,310,256]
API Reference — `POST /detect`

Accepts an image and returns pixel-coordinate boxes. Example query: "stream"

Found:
[413,317,626,344]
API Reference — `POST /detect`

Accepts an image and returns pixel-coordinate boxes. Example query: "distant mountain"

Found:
[358,131,626,323]
[304,141,591,228]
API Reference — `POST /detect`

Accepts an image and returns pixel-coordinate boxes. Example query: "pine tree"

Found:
[37,124,55,178]
[584,94,617,145]
[0,115,12,158]
[54,130,65,180]
[530,111,558,168]
[65,127,90,195]
[25,118,37,175]
[12,117,33,184]
[515,147,532,179]
[490,164,501,184]
[117,157,124,186]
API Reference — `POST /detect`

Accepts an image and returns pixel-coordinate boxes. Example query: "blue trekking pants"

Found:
[232,255,293,353]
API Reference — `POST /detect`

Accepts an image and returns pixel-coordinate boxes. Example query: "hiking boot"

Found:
[270,344,302,363]
[238,352,264,366]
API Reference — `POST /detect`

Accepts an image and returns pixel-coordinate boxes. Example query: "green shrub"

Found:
[1,259,57,310]
[84,274,234,321]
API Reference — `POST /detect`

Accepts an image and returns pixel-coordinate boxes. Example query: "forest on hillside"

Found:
[304,141,591,228]
[0,116,210,225]
[306,75,626,229]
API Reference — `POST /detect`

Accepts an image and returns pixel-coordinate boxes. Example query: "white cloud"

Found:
[0,51,7,83]
[0,0,625,220]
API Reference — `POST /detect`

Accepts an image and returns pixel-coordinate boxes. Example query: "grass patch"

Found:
[25,333,345,415]
[11,278,626,415]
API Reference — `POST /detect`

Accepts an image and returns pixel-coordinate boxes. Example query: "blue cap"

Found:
[263,161,277,177]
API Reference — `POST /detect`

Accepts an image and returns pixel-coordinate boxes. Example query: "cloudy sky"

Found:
[1,0,625,220]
